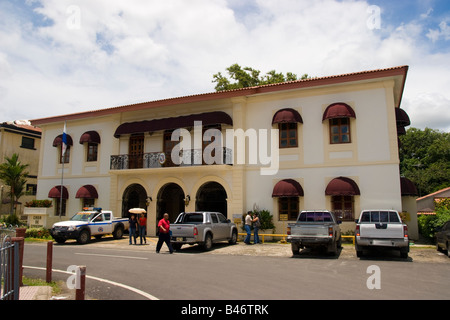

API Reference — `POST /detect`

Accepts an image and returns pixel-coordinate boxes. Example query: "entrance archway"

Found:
[157,183,185,223]
[122,184,147,218]
[196,182,227,217]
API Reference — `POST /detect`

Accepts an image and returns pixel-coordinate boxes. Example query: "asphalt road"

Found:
[22,238,449,302]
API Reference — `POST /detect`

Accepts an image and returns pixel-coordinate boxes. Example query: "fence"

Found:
[0,234,20,300]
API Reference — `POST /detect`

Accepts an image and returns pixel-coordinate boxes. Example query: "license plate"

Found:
[176,237,184,242]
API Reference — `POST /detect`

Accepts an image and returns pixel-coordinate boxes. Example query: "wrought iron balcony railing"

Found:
[110,148,233,170]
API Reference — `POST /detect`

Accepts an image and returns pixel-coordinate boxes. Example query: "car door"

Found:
[216,213,230,240]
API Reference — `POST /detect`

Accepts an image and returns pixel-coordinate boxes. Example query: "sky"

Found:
[0,0,449,132]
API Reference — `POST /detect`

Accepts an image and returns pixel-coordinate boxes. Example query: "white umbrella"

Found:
[129,208,146,214]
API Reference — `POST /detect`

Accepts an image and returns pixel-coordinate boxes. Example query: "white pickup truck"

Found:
[170,212,238,251]
[287,210,342,255]
[50,208,129,244]
[355,210,409,258]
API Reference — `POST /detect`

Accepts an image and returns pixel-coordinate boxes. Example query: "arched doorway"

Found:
[196,182,227,217]
[122,184,147,218]
[157,183,185,223]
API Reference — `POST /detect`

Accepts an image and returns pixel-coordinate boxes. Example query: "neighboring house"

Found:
[0,120,41,218]
[31,65,418,238]
[416,187,450,215]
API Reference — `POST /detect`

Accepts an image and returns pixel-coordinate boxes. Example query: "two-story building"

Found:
[31,65,418,238]
[0,120,41,218]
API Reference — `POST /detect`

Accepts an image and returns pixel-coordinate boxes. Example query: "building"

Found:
[417,187,450,215]
[0,120,41,218]
[30,65,418,238]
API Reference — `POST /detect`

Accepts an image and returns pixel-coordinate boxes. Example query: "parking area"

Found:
[62,235,450,263]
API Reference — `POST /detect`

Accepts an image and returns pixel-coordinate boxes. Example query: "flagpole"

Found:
[59,121,67,219]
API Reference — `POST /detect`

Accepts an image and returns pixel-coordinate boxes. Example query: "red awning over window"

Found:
[272,179,304,197]
[52,134,73,147]
[400,177,418,197]
[325,177,360,196]
[272,108,303,125]
[75,185,99,199]
[48,186,69,199]
[395,108,410,127]
[114,111,233,138]
[79,131,101,144]
[322,103,356,121]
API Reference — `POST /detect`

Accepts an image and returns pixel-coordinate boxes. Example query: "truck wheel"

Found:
[203,233,213,251]
[172,243,182,251]
[77,229,90,244]
[228,230,237,245]
[54,237,66,244]
[291,243,300,255]
[328,240,338,256]
[355,243,363,258]
[113,225,124,239]
[400,247,409,259]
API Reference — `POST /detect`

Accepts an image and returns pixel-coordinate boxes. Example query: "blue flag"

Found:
[62,122,68,157]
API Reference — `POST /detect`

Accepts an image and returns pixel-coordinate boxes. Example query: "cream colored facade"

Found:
[32,66,418,238]
[0,121,41,217]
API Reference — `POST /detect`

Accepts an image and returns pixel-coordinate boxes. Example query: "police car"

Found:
[50,207,129,244]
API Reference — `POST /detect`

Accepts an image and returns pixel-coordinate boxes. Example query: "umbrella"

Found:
[129,208,146,214]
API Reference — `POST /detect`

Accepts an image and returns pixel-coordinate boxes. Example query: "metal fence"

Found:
[0,230,20,300]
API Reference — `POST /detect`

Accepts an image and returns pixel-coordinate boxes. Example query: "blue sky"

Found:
[0,0,449,131]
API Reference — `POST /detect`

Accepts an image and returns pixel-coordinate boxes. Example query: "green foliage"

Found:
[0,153,30,215]
[0,214,21,226]
[212,63,309,91]
[25,227,51,239]
[417,199,450,240]
[399,127,450,196]
[25,199,53,208]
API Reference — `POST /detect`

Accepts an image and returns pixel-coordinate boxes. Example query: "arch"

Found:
[156,183,185,223]
[272,108,303,124]
[195,182,228,217]
[122,184,148,218]
[322,103,356,121]
[325,177,360,196]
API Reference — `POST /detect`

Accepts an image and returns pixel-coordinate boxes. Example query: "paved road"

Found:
[22,238,449,301]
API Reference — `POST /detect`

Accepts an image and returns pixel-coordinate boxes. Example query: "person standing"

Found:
[138,213,147,245]
[253,212,261,244]
[244,211,253,245]
[129,214,138,245]
[156,213,173,253]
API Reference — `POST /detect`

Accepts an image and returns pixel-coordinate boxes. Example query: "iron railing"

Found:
[111,148,233,170]
[0,233,19,300]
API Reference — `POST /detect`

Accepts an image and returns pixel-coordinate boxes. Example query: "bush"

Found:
[418,199,450,241]
[25,200,52,207]
[26,227,51,239]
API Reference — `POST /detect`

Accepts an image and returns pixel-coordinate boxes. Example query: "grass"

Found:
[22,276,64,296]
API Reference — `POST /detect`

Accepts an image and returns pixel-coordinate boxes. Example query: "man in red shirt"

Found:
[157,213,173,253]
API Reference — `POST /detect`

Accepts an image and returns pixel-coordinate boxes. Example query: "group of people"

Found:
[128,212,173,253]
[244,211,261,245]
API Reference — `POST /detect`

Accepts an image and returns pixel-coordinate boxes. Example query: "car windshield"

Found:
[360,211,400,223]
[70,212,96,222]
[298,212,333,222]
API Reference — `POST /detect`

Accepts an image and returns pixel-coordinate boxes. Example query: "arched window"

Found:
[272,179,304,221]
[272,108,303,148]
[325,177,360,221]
[322,103,356,144]
[80,131,101,162]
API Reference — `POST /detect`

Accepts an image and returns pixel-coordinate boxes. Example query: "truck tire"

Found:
[328,240,338,256]
[172,243,182,251]
[113,225,124,239]
[291,243,300,255]
[228,230,237,245]
[54,237,66,244]
[355,242,363,258]
[203,233,213,251]
[400,247,409,259]
[77,229,91,244]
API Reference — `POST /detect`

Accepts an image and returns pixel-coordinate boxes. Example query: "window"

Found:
[278,197,299,221]
[329,118,351,144]
[279,123,298,148]
[87,143,98,162]
[60,146,70,164]
[26,184,37,195]
[21,137,35,149]
[331,196,354,221]
[55,199,67,216]
[83,198,95,208]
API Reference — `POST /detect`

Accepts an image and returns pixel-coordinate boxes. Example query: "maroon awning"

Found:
[395,108,410,127]
[48,186,69,199]
[79,131,101,144]
[114,111,233,138]
[52,134,73,147]
[76,185,99,199]
[272,179,304,197]
[400,177,418,197]
[325,177,360,196]
[322,103,356,121]
[272,108,303,125]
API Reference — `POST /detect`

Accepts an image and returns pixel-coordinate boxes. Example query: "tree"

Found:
[0,153,29,216]
[399,127,450,196]
[212,63,309,91]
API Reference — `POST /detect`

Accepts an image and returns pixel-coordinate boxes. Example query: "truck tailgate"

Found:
[291,224,329,237]
[360,223,404,239]
[171,224,195,238]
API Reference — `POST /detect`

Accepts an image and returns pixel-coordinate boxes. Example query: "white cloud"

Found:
[0,0,449,132]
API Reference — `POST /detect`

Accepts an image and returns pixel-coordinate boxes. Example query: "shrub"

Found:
[26,227,51,239]
[25,200,52,207]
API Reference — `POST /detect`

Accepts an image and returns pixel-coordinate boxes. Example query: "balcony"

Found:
[110,148,233,170]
